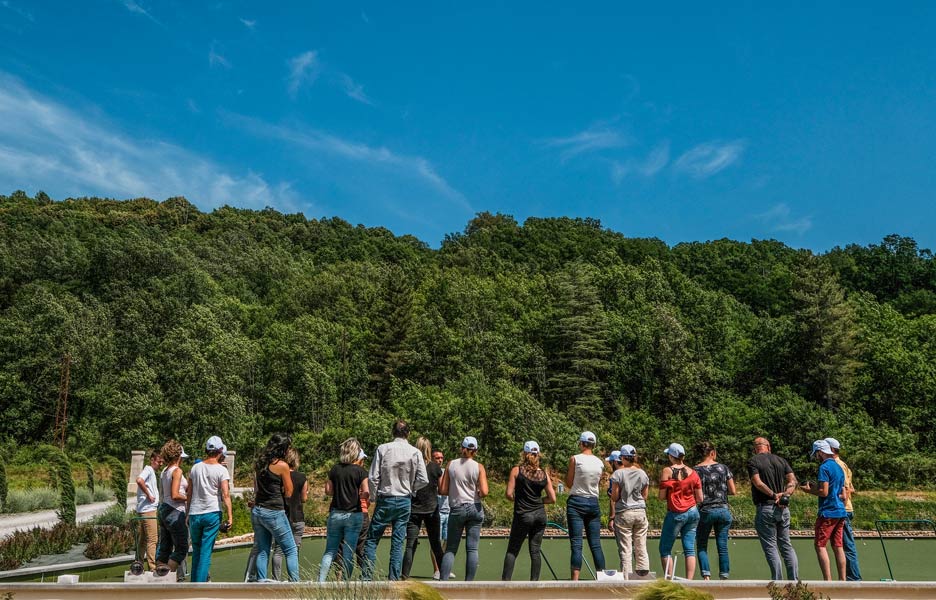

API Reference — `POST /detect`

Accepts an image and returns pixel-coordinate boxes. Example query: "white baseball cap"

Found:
[358,449,367,460]
[824,437,841,450]
[523,441,540,454]
[606,450,622,463]
[579,431,597,444]
[811,439,833,458]
[664,442,686,458]
[180,446,190,459]
[462,436,479,449]
[619,444,637,459]
[206,435,224,452]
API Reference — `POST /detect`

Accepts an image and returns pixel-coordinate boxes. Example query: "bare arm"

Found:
[220,479,233,525]
[505,467,518,501]
[751,473,780,505]
[543,471,557,505]
[658,466,672,501]
[359,476,370,502]
[302,480,310,503]
[272,461,294,498]
[694,482,704,504]
[478,464,489,498]
[324,477,334,496]
[565,456,576,489]
[170,469,187,503]
[439,464,450,496]
[610,480,621,504]
[136,469,155,503]
[727,476,737,496]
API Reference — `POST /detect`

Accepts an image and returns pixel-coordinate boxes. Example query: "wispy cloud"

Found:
[674,139,746,179]
[223,111,471,214]
[287,50,320,98]
[0,73,296,211]
[239,17,256,29]
[611,141,670,183]
[209,44,231,69]
[1,0,34,22]
[544,126,630,163]
[120,0,161,25]
[361,11,370,24]
[755,203,813,235]
[339,73,375,106]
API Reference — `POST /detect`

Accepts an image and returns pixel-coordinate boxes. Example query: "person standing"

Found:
[155,440,189,581]
[401,437,444,579]
[363,420,429,581]
[187,436,233,583]
[659,442,703,580]
[825,437,861,581]
[432,449,451,580]
[251,434,300,582]
[694,441,736,580]
[610,444,650,577]
[564,431,606,580]
[334,449,371,580]
[801,439,847,581]
[501,440,556,581]
[135,448,163,571]
[439,436,489,581]
[272,447,309,580]
[605,450,625,571]
[748,436,799,581]
[319,438,370,581]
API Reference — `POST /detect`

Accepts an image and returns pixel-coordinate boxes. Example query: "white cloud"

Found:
[223,111,471,214]
[209,45,231,69]
[755,203,813,235]
[339,74,375,106]
[239,18,256,29]
[611,141,670,184]
[674,140,746,179]
[0,73,297,212]
[120,0,160,25]
[1,0,34,22]
[545,126,630,163]
[287,51,320,98]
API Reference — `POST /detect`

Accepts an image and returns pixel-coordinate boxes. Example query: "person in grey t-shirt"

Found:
[610,444,650,576]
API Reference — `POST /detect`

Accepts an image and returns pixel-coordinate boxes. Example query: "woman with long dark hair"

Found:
[251,434,299,582]
[694,441,736,580]
[501,440,556,581]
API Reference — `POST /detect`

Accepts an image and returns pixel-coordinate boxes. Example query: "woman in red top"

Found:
[658,442,703,580]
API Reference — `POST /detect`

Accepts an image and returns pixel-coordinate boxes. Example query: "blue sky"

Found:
[2,2,935,249]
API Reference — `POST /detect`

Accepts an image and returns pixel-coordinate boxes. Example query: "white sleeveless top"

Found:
[160,465,189,512]
[447,457,480,506]
[569,453,604,498]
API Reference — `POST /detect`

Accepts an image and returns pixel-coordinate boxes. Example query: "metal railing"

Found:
[874,519,936,581]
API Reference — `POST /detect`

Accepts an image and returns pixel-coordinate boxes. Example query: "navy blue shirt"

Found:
[817,458,847,518]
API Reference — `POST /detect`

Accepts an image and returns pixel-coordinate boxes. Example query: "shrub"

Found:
[0,457,7,511]
[84,524,134,560]
[2,487,59,513]
[105,457,127,509]
[92,485,114,503]
[767,581,830,600]
[89,503,128,527]
[75,486,93,505]
[0,522,83,570]
[634,580,714,600]
[38,446,75,526]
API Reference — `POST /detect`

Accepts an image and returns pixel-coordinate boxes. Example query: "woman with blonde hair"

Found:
[401,437,445,579]
[155,439,189,581]
[319,437,370,581]
[501,440,556,581]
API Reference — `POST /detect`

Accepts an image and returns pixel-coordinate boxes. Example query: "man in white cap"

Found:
[801,440,847,581]
[363,419,428,581]
[825,437,860,581]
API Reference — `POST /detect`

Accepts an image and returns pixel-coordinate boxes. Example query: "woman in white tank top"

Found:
[564,431,607,580]
[155,440,189,580]
[439,436,489,581]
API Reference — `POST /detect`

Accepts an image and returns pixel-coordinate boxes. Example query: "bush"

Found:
[84,524,134,560]
[89,503,129,527]
[0,522,83,570]
[634,581,714,600]
[0,457,7,511]
[92,485,114,502]
[105,457,127,509]
[2,487,59,513]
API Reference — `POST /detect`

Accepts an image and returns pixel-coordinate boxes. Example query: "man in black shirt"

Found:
[747,437,799,581]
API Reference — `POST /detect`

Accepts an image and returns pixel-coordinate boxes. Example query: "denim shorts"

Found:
[659,506,700,558]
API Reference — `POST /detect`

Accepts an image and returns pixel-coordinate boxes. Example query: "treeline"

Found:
[1,190,935,488]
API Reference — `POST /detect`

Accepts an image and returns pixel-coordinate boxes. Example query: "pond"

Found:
[10,535,936,583]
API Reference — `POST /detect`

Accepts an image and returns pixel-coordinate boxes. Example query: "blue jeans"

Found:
[843,512,861,581]
[252,506,300,582]
[363,496,411,580]
[659,506,700,559]
[440,511,450,542]
[754,503,799,580]
[566,495,606,572]
[189,511,220,582]
[319,510,364,582]
[440,502,484,581]
[697,506,732,578]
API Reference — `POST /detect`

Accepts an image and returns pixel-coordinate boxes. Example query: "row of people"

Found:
[134,424,861,582]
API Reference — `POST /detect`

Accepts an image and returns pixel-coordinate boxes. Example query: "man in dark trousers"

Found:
[748,437,799,580]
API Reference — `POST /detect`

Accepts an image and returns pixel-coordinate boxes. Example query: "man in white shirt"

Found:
[362,420,429,580]
[135,448,164,570]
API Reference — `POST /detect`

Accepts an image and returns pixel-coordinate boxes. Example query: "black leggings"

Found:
[502,509,547,581]
[402,509,444,578]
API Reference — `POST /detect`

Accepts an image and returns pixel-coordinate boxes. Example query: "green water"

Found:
[12,535,936,582]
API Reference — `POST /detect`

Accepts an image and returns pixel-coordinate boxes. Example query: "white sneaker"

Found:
[432,571,440,580]
[449,572,457,579]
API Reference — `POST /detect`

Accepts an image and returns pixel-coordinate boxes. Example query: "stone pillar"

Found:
[223,451,236,483]
[128,450,145,495]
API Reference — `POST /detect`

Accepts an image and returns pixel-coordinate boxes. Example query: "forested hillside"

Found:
[2,191,935,487]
